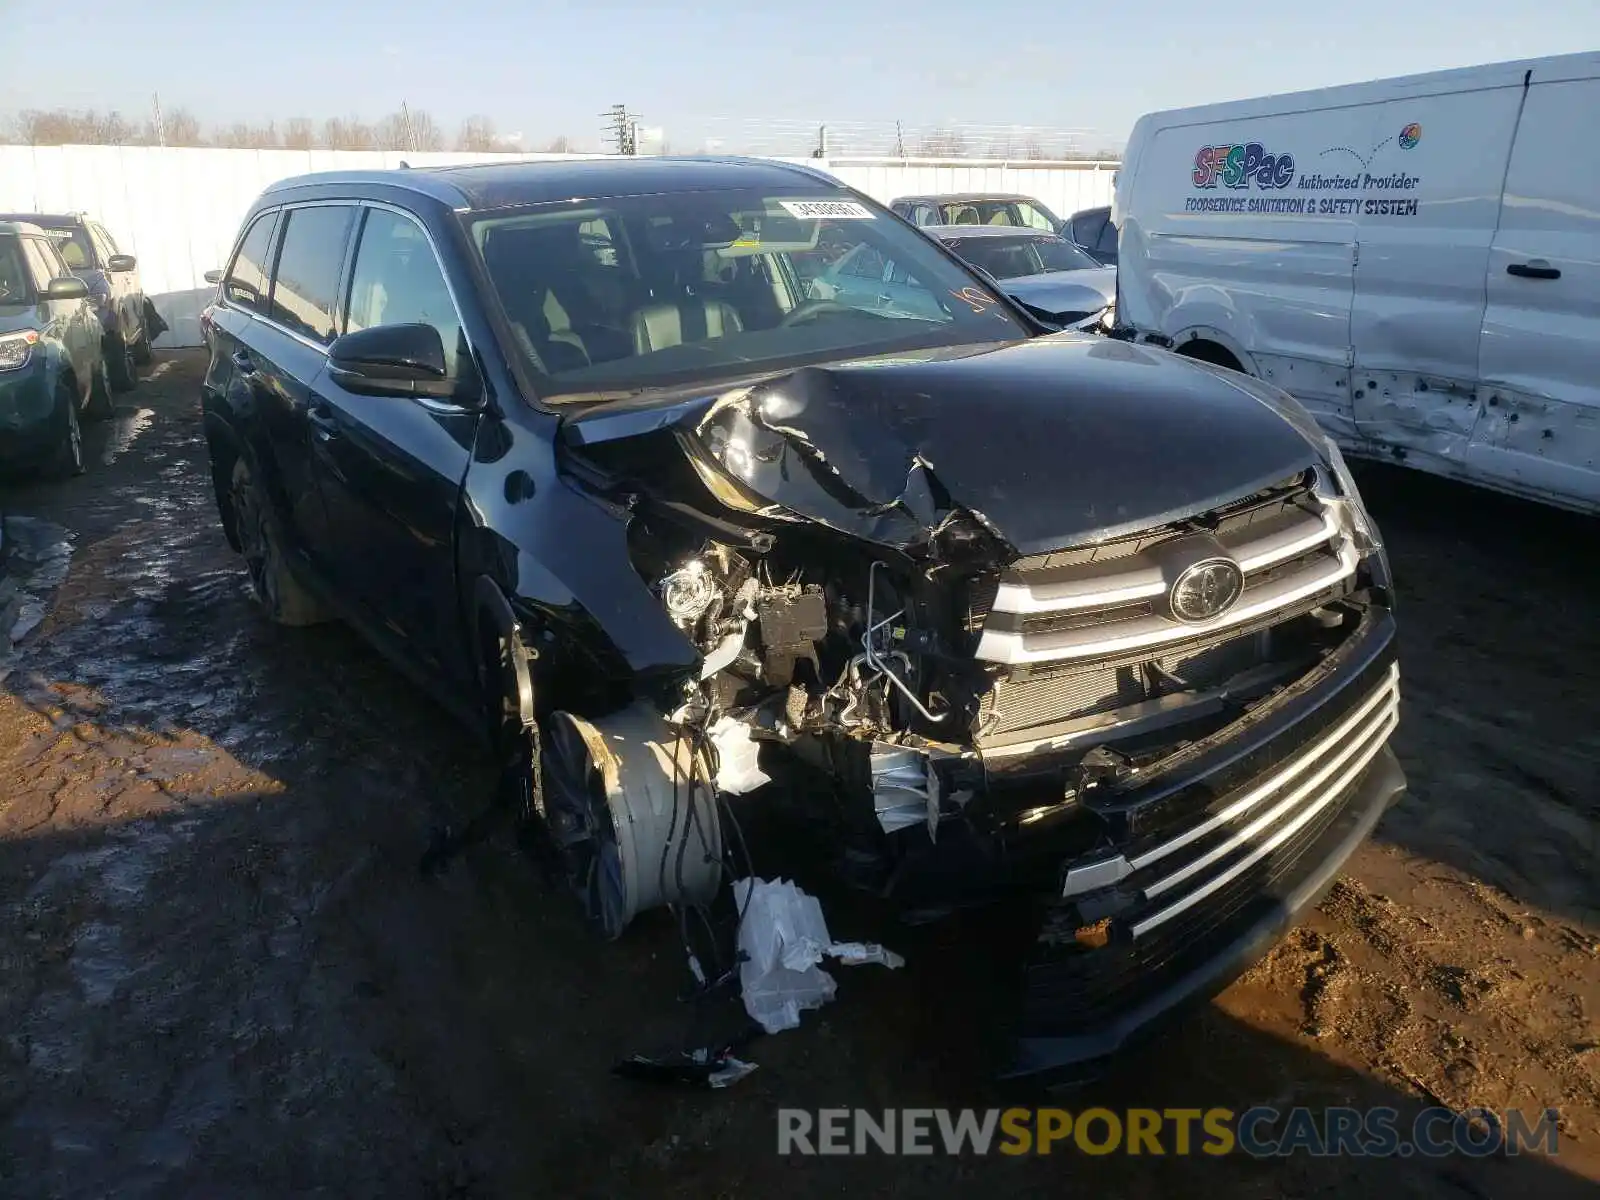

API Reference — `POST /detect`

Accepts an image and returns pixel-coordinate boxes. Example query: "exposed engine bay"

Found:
[529,342,1394,957]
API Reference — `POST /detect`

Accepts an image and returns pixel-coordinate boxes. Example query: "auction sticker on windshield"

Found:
[780,200,875,220]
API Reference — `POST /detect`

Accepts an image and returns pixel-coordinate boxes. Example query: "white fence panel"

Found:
[0,146,1119,347]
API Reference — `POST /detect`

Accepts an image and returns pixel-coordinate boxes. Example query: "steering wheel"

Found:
[780,299,861,327]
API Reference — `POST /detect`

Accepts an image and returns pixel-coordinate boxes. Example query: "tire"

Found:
[107,333,136,392]
[229,456,331,626]
[48,386,85,478]
[86,355,116,420]
[131,322,153,366]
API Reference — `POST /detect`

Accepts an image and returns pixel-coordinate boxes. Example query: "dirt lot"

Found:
[1,351,1596,1198]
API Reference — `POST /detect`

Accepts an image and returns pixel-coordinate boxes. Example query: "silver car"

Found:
[925,225,1116,331]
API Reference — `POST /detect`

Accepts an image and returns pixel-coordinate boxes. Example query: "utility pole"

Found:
[400,100,416,153]
[894,120,905,158]
[601,104,638,155]
[813,124,827,158]
[151,92,166,147]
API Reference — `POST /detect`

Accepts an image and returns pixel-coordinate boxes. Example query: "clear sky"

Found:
[2,0,1596,151]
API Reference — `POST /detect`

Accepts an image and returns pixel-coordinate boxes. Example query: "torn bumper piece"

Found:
[1005,743,1405,1082]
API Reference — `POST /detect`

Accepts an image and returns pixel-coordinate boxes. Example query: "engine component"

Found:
[659,560,720,627]
[540,703,724,939]
[756,585,827,686]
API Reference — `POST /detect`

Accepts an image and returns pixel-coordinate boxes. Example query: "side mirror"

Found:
[108,254,137,272]
[327,322,469,402]
[45,277,89,301]
[203,269,224,285]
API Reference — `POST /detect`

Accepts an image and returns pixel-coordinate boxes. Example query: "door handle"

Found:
[231,349,256,374]
[1507,259,1561,280]
[307,406,341,442]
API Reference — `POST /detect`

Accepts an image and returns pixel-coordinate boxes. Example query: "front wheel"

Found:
[107,333,136,392]
[229,457,331,626]
[86,356,115,419]
[47,386,85,478]
[131,323,153,366]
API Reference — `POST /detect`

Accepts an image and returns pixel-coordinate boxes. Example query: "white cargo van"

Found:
[1115,52,1600,514]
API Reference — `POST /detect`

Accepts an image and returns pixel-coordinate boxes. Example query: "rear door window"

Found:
[269,205,356,344]
[20,236,61,287]
[1072,211,1107,249]
[225,212,280,313]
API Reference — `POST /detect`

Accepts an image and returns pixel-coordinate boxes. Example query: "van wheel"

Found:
[229,457,331,626]
[48,386,85,478]
[108,334,137,392]
[86,356,116,419]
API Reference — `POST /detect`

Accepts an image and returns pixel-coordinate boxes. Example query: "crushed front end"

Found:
[540,340,1404,1079]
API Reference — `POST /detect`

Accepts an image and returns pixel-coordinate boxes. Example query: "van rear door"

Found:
[1346,78,1524,456]
[1476,59,1600,512]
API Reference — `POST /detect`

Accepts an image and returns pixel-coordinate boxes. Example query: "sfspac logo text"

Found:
[1193,143,1296,190]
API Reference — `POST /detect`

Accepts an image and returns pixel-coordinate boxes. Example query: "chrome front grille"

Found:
[1058,663,1400,939]
[974,477,1357,667]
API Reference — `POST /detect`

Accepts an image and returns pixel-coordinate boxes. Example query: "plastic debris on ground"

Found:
[732,877,905,1034]
[612,1047,760,1090]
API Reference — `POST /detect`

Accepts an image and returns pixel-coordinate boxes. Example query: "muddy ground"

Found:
[0,351,1596,1198]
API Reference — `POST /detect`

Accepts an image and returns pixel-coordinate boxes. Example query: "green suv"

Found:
[0,221,111,476]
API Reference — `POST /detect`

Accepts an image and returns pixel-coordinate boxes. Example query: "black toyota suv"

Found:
[0,211,163,391]
[199,158,1403,1080]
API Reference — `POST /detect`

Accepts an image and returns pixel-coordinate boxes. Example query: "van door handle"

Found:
[1507,259,1561,280]
[231,350,256,374]
[307,407,341,442]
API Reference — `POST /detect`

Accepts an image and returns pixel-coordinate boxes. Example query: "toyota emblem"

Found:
[1168,557,1245,623]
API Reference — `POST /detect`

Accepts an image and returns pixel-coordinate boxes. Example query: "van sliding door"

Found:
[1475,65,1600,513]
[1347,83,1522,461]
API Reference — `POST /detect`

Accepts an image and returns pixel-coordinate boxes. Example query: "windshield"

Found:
[935,198,1059,230]
[0,238,33,303]
[467,187,1026,401]
[33,225,94,271]
[946,234,1100,280]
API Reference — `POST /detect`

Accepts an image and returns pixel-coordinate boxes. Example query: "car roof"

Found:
[924,225,1061,240]
[0,220,50,237]
[260,156,850,211]
[0,212,83,227]
[891,193,1040,206]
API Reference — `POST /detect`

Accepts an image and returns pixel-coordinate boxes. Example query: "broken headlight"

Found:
[1319,437,1391,584]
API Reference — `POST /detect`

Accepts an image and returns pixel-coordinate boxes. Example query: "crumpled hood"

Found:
[998,267,1117,319]
[566,336,1327,558]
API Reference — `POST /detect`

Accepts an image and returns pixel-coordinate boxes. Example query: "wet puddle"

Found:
[0,514,74,678]
[100,407,156,465]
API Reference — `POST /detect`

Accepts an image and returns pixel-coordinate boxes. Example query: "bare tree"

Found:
[322,116,376,150]
[543,134,572,154]
[12,108,138,146]
[162,107,205,147]
[215,121,280,149]
[282,118,315,150]
[407,110,444,151]
[917,128,968,157]
[456,115,497,153]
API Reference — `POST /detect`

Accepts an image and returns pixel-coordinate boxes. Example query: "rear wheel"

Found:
[107,333,136,392]
[229,457,331,626]
[86,355,115,419]
[47,386,85,478]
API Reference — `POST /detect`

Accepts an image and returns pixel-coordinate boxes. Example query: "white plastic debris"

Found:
[733,877,904,1034]
[710,716,771,795]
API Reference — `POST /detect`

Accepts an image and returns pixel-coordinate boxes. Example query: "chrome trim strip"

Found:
[1129,705,1397,939]
[1140,693,1397,900]
[975,540,1359,666]
[1231,510,1341,573]
[1127,664,1399,872]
